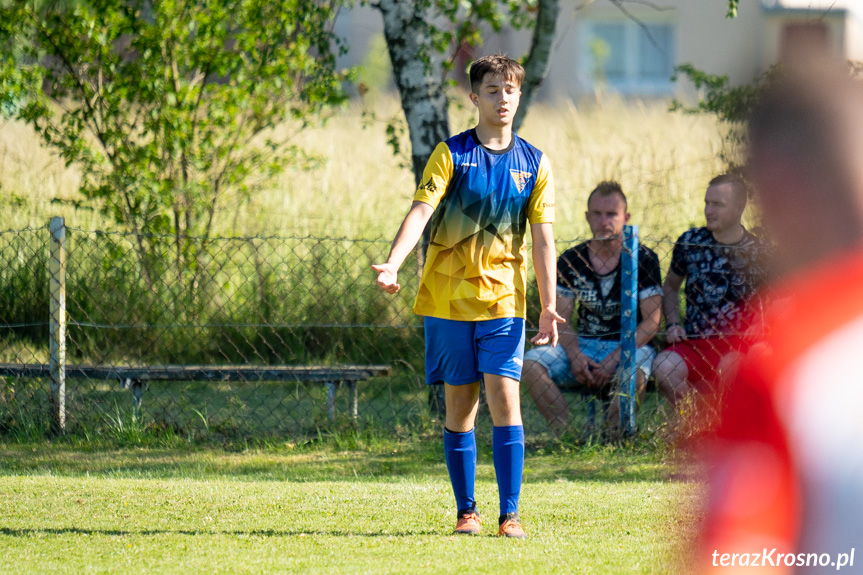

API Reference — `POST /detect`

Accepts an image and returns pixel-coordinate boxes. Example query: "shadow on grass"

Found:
[524,454,677,484]
[0,527,443,538]
[0,443,685,484]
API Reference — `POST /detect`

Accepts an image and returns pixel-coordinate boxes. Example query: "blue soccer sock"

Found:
[443,427,477,514]
[493,424,525,520]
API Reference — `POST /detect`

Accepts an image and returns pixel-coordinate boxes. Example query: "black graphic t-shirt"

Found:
[557,242,663,340]
[669,227,770,338]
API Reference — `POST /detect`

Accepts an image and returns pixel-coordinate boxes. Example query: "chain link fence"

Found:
[0,220,769,443]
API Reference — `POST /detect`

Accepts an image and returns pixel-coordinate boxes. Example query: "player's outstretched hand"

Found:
[371,263,400,294]
[531,308,566,347]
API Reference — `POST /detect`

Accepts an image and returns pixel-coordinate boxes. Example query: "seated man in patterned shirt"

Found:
[653,173,771,410]
[523,182,662,435]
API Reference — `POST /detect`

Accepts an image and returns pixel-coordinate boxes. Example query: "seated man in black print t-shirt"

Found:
[652,173,771,410]
[523,182,662,435]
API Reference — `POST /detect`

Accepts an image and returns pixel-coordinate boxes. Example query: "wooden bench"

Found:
[0,363,392,421]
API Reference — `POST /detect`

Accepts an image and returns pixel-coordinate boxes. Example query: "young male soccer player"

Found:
[372,54,562,539]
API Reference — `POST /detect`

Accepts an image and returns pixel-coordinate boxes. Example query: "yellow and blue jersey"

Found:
[412,129,555,321]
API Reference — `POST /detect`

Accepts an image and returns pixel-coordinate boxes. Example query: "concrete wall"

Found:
[333,4,383,72]
[675,0,766,86]
[845,6,863,61]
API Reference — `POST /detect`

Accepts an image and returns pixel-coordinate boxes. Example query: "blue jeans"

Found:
[524,337,655,391]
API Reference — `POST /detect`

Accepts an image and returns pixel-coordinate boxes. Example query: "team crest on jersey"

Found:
[510,170,533,193]
[419,178,438,195]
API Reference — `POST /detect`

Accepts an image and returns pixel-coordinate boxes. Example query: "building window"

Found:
[584,19,676,94]
[593,23,627,80]
[638,24,674,80]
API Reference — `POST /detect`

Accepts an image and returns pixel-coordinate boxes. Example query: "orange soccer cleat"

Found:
[497,517,528,539]
[453,511,482,535]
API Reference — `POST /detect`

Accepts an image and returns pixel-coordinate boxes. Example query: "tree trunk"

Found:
[375,0,450,189]
[513,0,561,133]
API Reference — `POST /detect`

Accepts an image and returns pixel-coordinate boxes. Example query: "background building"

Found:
[335,0,863,100]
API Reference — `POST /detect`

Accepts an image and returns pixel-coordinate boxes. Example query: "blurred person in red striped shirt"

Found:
[697,59,863,573]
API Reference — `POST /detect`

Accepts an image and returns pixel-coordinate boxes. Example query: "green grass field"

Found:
[0,441,701,574]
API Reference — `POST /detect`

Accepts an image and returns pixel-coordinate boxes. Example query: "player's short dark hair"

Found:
[708,173,748,208]
[469,54,525,94]
[587,181,627,210]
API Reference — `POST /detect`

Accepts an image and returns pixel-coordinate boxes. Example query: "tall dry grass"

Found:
[1,95,738,241]
[1,96,742,440]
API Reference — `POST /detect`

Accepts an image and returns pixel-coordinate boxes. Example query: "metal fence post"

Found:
[326,381,336,422]
[49,217,66,432]
[619,225,638,435]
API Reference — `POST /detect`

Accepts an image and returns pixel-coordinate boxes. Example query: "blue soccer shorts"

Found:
[424,317,526,386]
